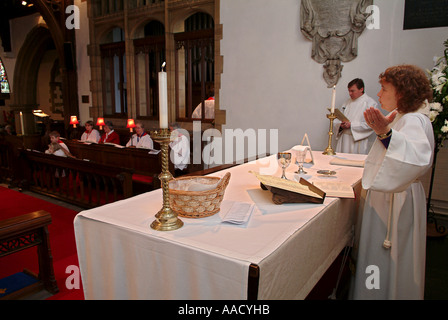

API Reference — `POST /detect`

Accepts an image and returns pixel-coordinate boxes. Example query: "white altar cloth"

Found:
[74,151,365,299]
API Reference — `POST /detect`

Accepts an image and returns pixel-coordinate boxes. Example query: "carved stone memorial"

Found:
[300,0,373,87]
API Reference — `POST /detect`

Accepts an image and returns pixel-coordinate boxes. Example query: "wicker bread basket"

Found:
[169,172,231,218]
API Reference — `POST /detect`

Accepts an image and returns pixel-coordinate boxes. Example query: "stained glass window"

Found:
[0,57,10,94]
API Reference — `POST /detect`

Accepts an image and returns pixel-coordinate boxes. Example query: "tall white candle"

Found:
[330,85,336,114]
[158,69,168,129]
[19,111,24,135]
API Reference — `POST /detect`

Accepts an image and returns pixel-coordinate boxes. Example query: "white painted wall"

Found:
[220,0,448,156]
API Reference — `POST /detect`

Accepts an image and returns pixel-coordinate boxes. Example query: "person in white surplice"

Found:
[169,122,190,177]
[80,120,101,143]
[351,65,435,300]
[334,78,378,154]
[126,121,154,149]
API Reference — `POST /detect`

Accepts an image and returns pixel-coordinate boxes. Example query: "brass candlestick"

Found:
[323,113,337,156]
[150,128,183,231]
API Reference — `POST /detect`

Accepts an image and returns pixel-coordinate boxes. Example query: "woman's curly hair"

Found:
[379,64,433,113]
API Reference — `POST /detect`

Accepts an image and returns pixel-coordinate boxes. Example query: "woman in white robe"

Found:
[352,65,435,300]
[81,120,101,143]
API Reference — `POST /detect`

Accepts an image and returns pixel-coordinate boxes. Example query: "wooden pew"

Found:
[2,130,213,196]
[0,134,42,187]
[19,149,134,209]
[63,140,167,191]
[0,210,58,299]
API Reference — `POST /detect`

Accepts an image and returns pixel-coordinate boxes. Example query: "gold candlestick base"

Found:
[323,113,337,156]
[150,128,183,231]
[150,207,184,231]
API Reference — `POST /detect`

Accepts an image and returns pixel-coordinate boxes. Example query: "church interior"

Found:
[1,0,448,302]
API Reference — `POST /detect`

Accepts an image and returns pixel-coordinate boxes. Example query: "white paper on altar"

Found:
[148,149,161,155]
[219,200,255,225]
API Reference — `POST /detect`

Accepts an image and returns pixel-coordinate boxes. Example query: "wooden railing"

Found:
[63,139,167,191]
[2,133,238,209]
[19,149,134,209]
[65,140,163,177]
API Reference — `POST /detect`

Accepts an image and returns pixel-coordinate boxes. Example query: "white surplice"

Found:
[126,132,154,149]
[169,132,190,170]
[81,129,101,143]
[352,107,434,300]
[335,94,378,154]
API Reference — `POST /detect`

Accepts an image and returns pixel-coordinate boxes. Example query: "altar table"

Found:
[74,150,366,300]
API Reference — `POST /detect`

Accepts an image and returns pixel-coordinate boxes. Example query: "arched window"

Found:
[134,20,166,119]
[175,12,214,122]
[100,27,127,116]
[0,57,11,99]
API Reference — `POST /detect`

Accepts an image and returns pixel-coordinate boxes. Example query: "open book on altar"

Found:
[250,171,326,204]
[311,181,355,198]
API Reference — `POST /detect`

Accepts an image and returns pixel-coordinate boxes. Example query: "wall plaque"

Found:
[300,0,373,87]
[404,0,448,30]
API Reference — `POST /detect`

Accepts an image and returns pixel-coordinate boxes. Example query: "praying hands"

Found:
[364,107,397,136]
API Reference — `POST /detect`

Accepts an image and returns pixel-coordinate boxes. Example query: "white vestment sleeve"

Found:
[350,96,377,142]
[362,113,433,193]
[351,118,375,142]
[139,135,154,149]
[92,129,101,143]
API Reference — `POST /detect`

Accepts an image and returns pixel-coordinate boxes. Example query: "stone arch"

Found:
[12,25,54,109]
[130,17,165,40]
[97,25,125,45]
[171,8,214,33]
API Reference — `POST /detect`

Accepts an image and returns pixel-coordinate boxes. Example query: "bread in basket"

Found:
[169,172,231,218]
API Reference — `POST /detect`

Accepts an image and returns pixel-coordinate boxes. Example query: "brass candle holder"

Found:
[323,112,337,156]
[150,128,183,231]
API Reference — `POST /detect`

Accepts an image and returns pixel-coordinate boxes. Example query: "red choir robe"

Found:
[99,130,120,145]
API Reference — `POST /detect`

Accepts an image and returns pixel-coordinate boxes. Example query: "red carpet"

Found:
[0,186,84,300]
